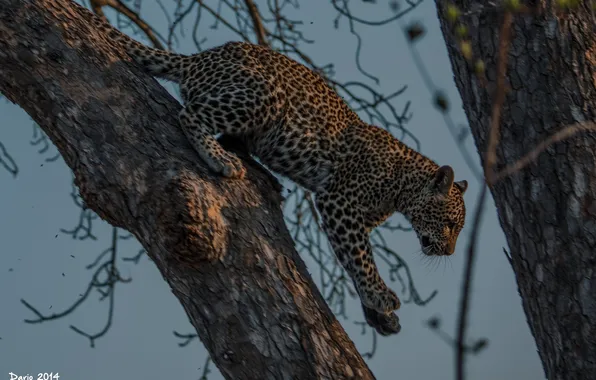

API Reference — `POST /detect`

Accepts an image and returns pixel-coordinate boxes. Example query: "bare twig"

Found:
[199,356,212,380]
[60,181,98,240]
[196,0,250,41]
[22,227,133,347]
[173,330,199,347]
[502,247,513,268]
[31,123,60,163]
[493,121,596,182]
[331,0,423,26]
[244,0,268,46]
[90,0,165,49]
[0,140,18,176]
[455,185,488,380]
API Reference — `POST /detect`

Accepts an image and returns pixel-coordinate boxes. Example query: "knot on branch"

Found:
[159,172,229,266]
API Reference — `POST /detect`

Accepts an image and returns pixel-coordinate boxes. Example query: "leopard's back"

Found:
[180,42,360,190]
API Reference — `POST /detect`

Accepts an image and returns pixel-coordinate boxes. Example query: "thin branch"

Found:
[122,249,146,263]
[455,185,488,380]
[0,140,18,177]
[199,355,212,380]
[331,0,424,26]
[493,121,596,183]
[173,330,199,347]
[103,0,165,49]
[68,227,120,347]
[60,181,98,240]
[244,0,268,46]
[30,123,61,163]
[196,0,250,41]
[168,1,197,50]
[502,247,513,268]
[22,219,134,347]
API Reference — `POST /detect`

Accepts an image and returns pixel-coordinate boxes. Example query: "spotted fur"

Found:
[84,9,468,333]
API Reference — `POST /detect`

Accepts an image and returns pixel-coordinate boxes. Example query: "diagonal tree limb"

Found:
[0,0,377,378]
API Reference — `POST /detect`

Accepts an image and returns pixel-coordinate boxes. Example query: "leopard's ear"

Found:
[454,180,468,194]
[432,165,454,196]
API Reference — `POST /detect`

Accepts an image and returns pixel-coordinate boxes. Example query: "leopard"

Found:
[82,7,468,335]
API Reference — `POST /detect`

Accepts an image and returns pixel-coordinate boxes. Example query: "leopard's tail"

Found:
[78,4,187,82]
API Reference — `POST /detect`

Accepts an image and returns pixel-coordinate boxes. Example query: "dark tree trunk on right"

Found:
[436,1,596,379]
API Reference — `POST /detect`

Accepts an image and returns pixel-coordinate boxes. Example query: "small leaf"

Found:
[426,317,441,329]
[472,338,489,354]
[455,24,468,38]
[457,127,470,143]
[434,92,450,113]
[505,0,521,11]
[460,40,473,61]
[556,0,580,9]
[389,0,400,12]
[474,59,486,76]
[405,23,425,43]
[446,4,460,23]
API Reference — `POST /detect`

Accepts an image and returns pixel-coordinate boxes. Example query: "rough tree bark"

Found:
[436,1,596,379]
[0,0,375,378]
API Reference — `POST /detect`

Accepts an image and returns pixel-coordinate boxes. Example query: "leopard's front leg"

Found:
[315,191,400,315]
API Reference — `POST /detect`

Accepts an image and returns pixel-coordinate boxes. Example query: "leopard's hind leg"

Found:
[180,85,269,178]
[179,106,246,178]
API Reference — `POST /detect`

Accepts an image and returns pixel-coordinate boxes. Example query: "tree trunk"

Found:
[0,0,375,378]
[436,1,596,379]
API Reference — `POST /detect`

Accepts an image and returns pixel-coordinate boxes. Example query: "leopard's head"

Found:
[409,165,468,256]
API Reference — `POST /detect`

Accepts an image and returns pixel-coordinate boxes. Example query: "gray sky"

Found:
[0,0,545,379]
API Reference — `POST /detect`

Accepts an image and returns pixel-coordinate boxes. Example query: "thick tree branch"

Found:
[0,0,376,378]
